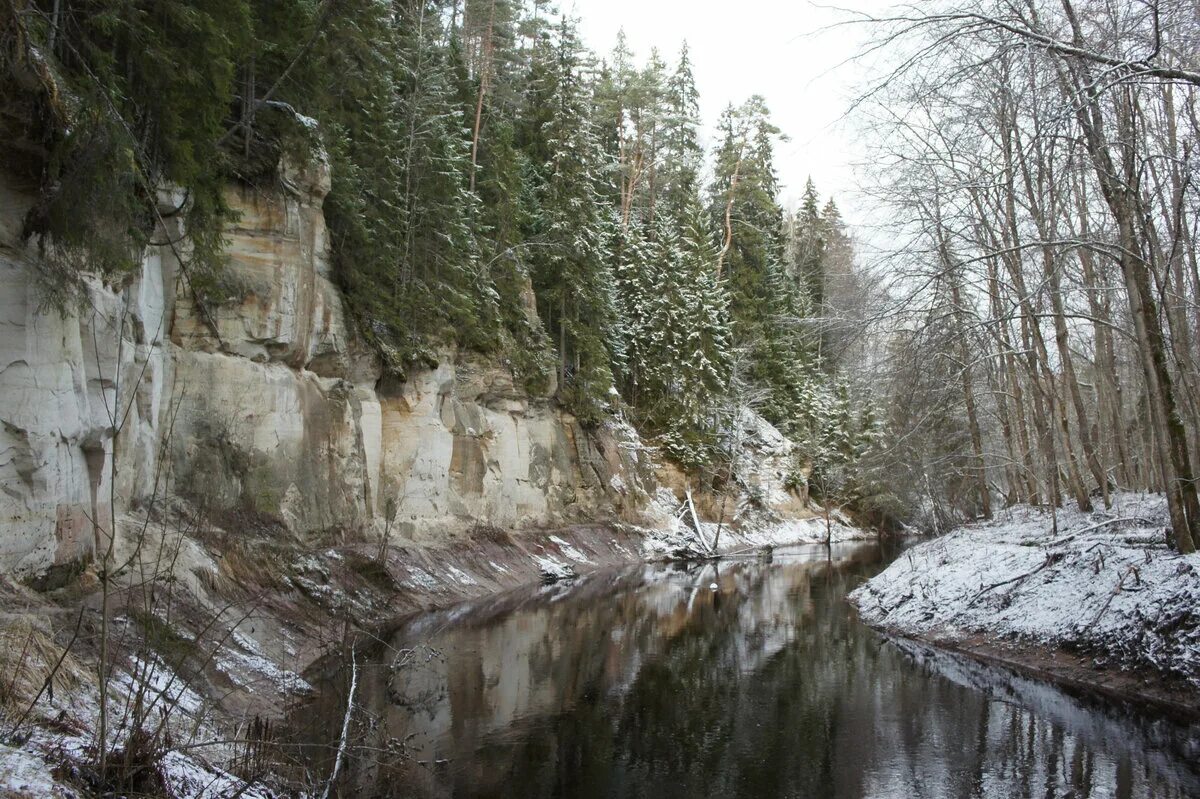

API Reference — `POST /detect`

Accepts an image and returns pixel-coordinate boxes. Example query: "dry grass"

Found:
[197,536,291,597]
[0,618,91,719]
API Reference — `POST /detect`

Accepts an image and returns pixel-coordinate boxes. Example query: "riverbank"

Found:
[0,510,873,798]
[849,493,1200,718]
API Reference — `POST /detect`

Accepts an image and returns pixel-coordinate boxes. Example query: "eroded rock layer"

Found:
[0,160,667,581]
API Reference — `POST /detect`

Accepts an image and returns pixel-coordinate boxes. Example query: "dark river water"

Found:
[292,542,1200,798]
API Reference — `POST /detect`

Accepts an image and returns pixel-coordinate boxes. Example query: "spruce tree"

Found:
[320,0,499,372]
[661,42,703,221]
[640,203,733,467]
[526,17,623,423]
[791,177,827,313]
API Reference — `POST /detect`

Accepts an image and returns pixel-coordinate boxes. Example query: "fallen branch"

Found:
[321,646,358,799]
[1044,517,1156,549]
[1085,565,1141,631]
[968,552,1064,608]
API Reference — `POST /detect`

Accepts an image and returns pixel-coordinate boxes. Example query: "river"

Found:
[291,542,1200,798]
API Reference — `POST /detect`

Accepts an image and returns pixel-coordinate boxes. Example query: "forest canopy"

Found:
[2,0,877,513]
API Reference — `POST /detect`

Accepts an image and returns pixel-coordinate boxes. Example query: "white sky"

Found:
[572,0,890,228]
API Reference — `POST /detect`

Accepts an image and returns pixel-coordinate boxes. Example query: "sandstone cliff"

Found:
[0,153,832,592]
[0,157,851,799]
[0,157,672,584]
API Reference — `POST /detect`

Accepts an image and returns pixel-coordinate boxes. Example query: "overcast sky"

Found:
[572,0,891,227]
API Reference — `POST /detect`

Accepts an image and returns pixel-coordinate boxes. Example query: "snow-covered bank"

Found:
[850,493,1200,694]
[639,487,873,560]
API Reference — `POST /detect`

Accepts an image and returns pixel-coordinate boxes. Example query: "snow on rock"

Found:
[850,493,1200,684]
[549,535,594,564]
[446,564,479,586]
[217,630,313,696]
[534,554,577,584]
[639,522,709,560]
[731,409,809,515]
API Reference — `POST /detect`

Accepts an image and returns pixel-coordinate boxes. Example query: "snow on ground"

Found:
[157,750,281,799]
[711,512,869,550]
[1,630,293,798]
[850,493,1200,684]
[640,501,874,560]
[218,630,313,696]
[0,743,80,798]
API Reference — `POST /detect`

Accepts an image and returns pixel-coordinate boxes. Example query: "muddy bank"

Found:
[874,628,1200,723]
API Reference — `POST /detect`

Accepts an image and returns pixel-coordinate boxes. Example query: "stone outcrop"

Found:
[0,154,818,585]
[0,159,662,582]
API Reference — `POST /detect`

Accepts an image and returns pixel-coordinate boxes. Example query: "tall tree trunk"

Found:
[1071,178,1133,490]
[1063,46,1199,549]
[948,268,992,519]
[468,0,496,193]
[1009,114,1094,510]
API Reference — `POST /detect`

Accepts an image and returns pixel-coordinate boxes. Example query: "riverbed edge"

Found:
[0,517,880,798]
[857,621,1200,723]
[846,493,1200,724]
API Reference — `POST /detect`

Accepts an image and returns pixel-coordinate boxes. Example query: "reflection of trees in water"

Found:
[293,544,1195,799]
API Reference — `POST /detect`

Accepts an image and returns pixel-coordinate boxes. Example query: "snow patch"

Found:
[446,565,479,586]
[0,744,78,798]
[404,567,440,591]
[115,655,204,718]
[549,535,594,564]
[533,554,577,583]
[158,750,277,799]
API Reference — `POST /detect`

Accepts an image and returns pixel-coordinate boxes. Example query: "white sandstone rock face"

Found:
[0,158,657,583]
[0,179,172,581]
[733,408,810,516]
[377,355,653,543]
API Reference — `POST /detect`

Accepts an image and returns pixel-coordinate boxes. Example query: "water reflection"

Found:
[293,543,1200,798]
